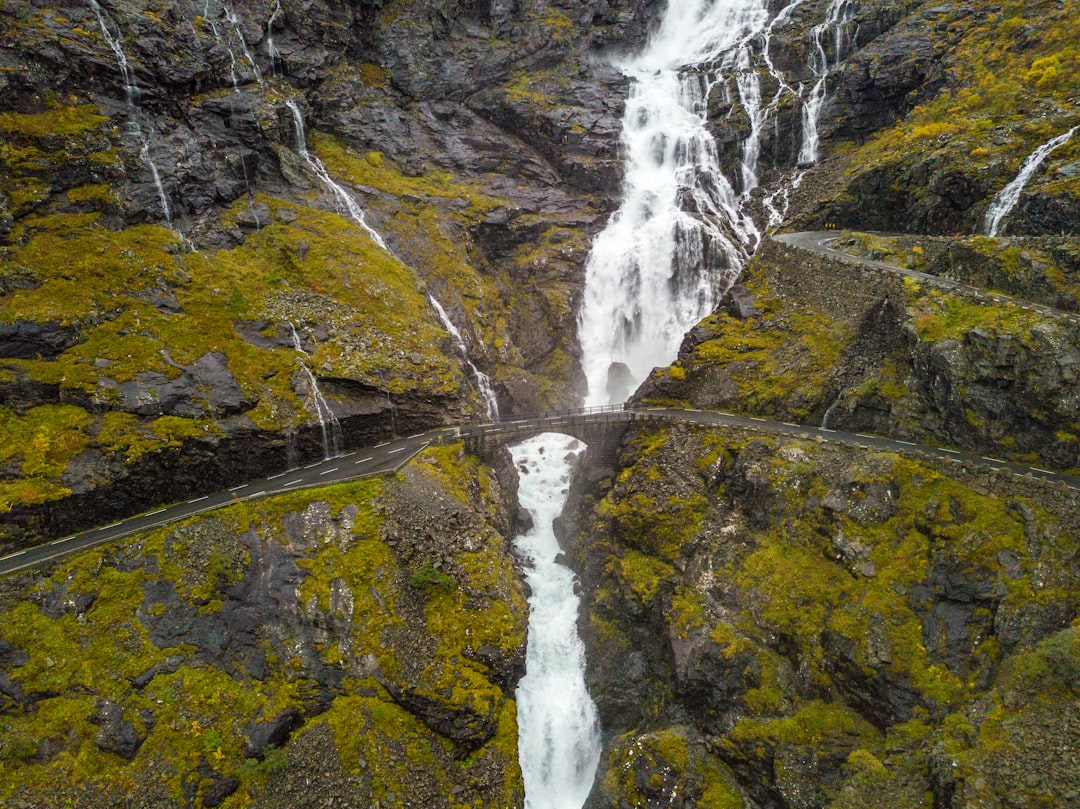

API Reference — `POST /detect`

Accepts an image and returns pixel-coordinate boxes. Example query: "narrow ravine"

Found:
[511,435,601,809]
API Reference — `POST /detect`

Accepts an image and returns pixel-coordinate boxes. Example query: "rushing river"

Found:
[511,435,600,809]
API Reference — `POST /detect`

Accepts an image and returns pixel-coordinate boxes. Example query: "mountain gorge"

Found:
[1,0,1079,806]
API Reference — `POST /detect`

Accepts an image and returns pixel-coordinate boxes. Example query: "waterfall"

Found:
[88,0,172,224]
[429,296,500,421]
[289,323,342,459]
[511,435,601,809]
[799,0,855,166]
[577,0,779,406]
[982,125,1079,237]
[284,99,389,251]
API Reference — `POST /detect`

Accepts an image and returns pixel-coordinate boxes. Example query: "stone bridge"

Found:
[458,405,665,465]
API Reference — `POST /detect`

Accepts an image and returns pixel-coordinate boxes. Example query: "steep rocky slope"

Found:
[3,0,1080,807]
[0,444,529,808]
[563,423,1080,808]
[0,0,658,548]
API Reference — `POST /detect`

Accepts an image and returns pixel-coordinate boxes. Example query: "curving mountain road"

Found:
[3,232,1078,577]
[775,231,1080,323]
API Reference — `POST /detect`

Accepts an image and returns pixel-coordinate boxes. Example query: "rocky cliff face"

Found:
[4,0,1080,807]
[0,0,661,548]
[0,445,529,808]
[562,423,1080,809]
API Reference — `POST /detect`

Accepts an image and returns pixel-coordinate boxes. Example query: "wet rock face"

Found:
[564,423,1080,809]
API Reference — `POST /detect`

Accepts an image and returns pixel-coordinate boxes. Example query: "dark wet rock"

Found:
[243,706,304,759]
[0,320,84,359]
[92,699,144,761]
[103,351,256,419]
[130,654,187,690]
[720,284,760,320]
[199,765,240,808]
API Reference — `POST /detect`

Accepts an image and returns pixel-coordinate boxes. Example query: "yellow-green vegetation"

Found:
[310,128,576,406]
[0,102,118,217]
[905,284,1041,343]
[581,423,1078,805]
[853,0,1080,196]
[0,181,468,511]
[598,728,744,809]
[0,451,526,806]
[654,283,850,420]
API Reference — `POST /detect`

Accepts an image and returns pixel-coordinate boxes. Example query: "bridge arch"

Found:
[459,408,665,466]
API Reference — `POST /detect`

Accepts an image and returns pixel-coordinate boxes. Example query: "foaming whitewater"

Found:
[577,0,773,406]
[511,435,600,809]
[983,125,1079,237]
[429,296,500,421]
[285,99,389,251]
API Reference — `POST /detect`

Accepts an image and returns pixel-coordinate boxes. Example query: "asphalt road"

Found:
[4,232,1078,577]
[0,429,455,577]
[775,231,1079,323]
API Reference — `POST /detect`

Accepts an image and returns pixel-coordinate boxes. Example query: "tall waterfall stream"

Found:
[512,1,838,805]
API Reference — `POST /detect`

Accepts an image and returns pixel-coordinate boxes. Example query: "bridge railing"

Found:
[454,403,675,442]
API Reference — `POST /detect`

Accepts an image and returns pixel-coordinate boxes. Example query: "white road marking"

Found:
[319,467,339,475]
[146,509,167,516]
[268,472,288,479]
[229,484,248,491]
[388,447,406,454]
[355,457,373,465]
[982,457,1005,464]
[940,448,960,454]
[100,522,123,531]
[304,462,321,469]
[284,479,303,487]
[188,496,208,503]
[409,432,425,438]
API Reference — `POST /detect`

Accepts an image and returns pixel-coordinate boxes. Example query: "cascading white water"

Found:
[577,0,778,406]
[285,99,389,251]
[428,296,500,421]
[799,0,855,166]
[288,323,342,459]
[514,5,802,808]
[983,125,1079,237]
[511,434,601,809]
[88,0,172,224]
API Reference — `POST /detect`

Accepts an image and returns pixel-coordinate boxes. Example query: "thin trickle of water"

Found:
[266,0,283,70]
[88,0,172,224]
[289,323,342,459]
[983,125,1079,237]
[200,1,262,90]
[285,99,389,251]
[577,0,777,406]
[799,0,855,166]
[223,4,261,85]
[821,394,841,429]
[429,297,500,421]
[511,435,601,809]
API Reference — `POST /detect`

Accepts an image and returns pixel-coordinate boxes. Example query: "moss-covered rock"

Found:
[565,422,1080,808]
[0,445,528,808]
